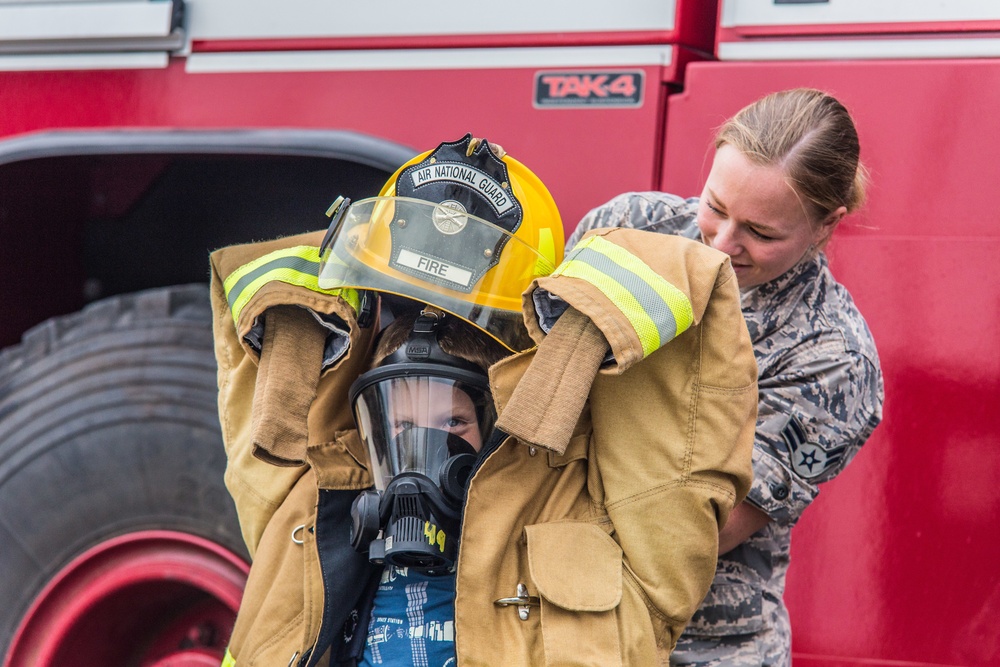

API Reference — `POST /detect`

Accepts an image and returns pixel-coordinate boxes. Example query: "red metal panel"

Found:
[674,0,721,52]
[0,59,667,233]
[662,60,1000,666]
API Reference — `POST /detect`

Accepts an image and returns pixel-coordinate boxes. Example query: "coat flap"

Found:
[488,346,536,416]
[526,522,622,611]
[307,429,373,490]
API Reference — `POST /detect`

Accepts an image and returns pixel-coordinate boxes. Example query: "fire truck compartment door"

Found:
[189,0,675,40]
[721,0,1000,31]
[0,0,183,55]
[718,0,1000,60]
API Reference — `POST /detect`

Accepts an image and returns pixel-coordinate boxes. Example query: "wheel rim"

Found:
[4,530,249,667]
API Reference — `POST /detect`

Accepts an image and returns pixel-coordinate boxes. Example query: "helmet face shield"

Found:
[352,371,493,492]
[318,196,556,351]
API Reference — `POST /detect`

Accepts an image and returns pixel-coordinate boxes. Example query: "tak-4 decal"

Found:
[533,71,644,108]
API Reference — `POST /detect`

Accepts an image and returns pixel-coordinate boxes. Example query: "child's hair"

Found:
[371,309,511,372]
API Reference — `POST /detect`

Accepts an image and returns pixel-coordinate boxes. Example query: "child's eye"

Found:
[705,200,724,216]
[446,417,467,429]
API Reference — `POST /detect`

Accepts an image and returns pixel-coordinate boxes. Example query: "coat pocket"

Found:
[525,522,623,666]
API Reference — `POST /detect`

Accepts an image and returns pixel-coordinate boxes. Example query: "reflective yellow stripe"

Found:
[552,235,693,357]
[221,648,236,667]
[223,246,359,324]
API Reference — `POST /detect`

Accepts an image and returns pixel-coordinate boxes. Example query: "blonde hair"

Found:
[716,88,868,224]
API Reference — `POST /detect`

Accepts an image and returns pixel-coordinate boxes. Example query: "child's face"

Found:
[388,380,482,451]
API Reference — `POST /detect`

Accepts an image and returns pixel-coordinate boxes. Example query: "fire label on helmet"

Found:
[397,248,474,288]
[533,70,644,108]
[409,163,515,215]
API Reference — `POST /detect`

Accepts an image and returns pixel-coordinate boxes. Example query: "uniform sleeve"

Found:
[567,192,699,249]
[747,333,883,525]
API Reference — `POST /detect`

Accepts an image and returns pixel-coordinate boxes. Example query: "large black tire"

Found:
[0,285,248,660]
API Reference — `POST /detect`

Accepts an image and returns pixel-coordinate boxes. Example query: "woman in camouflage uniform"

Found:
[568,88,884,666]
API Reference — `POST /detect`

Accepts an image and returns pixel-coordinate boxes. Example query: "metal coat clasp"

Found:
[494,583,541,621]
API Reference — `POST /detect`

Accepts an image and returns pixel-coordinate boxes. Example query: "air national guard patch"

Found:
[390,134,524,293]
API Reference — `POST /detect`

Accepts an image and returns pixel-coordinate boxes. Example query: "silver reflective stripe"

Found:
[552,235,693,357]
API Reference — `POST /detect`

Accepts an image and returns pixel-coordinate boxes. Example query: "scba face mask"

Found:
[348,313,495,574]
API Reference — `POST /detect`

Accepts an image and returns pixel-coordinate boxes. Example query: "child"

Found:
[346,307,507,665]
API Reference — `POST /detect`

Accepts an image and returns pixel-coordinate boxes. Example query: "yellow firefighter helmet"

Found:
[318,134,564,351]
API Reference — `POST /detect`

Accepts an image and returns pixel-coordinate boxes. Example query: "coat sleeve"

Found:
[209,230,374,555]
[527,227,758,650]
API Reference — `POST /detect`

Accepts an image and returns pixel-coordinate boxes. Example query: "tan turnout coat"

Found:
[210,226,757,666]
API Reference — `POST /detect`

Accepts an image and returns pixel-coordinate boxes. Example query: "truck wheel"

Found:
[0,285,249,667]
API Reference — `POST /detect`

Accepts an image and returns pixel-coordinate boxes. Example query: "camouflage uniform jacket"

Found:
[571,192,884,665]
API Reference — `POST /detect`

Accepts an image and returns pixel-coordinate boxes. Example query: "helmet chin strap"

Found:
[377,310,488,378]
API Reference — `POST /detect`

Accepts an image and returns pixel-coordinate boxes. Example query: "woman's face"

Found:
[696,144,839,289]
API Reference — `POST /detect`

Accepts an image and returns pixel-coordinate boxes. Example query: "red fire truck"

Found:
[1,1,997,665]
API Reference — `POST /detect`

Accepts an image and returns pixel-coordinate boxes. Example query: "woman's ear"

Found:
[815,205,847,245]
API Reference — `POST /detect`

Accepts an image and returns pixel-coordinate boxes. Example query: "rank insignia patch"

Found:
[781,415,845,479]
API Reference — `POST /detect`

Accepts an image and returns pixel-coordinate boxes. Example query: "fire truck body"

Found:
[1,0,997,665]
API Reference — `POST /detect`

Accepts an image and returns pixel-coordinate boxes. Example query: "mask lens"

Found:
[353,375,492,491]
